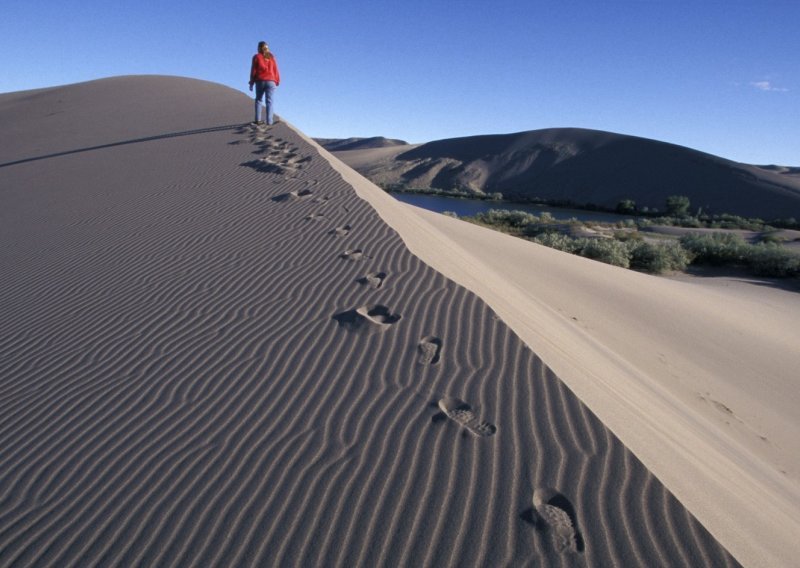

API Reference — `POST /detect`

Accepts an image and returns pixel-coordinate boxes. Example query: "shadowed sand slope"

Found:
[325,128,800,219]
[0,77,740,566]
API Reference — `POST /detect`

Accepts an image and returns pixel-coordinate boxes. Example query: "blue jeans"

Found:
[254,81,276,124]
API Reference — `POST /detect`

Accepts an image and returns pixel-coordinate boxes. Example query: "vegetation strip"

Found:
[447,208,800,278]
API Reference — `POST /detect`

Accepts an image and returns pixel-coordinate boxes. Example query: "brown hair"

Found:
[258,41,273,59]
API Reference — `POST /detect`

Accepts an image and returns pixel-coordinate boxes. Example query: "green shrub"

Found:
[629,241,693,273]
[680,233,749,265]
[747,244,800,277]
[708,214,764,230]
[532,232,583,253]
[579,239,631,268]
[474,209,539,228]
[666,195,691,216]
[679,233,800,277]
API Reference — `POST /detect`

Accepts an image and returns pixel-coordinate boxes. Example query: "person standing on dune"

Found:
[249,41,281,126]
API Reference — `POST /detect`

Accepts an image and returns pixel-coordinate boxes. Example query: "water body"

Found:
[392,193,635,224]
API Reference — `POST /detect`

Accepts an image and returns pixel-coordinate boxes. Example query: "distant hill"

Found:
[315,136,408,152]
[756,165,800,178]
[326,128,800,220]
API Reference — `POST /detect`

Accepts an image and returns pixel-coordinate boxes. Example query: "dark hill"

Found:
[329,128,800,220]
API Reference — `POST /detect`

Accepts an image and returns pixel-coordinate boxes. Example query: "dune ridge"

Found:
[0,76,742,566]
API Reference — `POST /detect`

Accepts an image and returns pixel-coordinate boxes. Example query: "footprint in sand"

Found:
[418,336,442,365]
[437,397,496,437]
[243,158,288,175]
[250,136,309,173]
[280,155,304,169]
[289,156,312,169]
[272,189,314,202]
[532,488,584,554]
[356,272,386,289]
[340,249,370,261]
[330,224,352,237]
[332,305,401,334]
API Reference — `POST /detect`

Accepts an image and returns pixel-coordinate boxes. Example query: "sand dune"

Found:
[322,129,800,220]
[0,76,771,566]
[314,137,408,152]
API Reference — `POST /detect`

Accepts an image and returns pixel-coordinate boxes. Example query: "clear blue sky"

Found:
[2,0,797,165]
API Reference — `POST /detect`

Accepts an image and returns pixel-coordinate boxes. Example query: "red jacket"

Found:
[250,53,280,86]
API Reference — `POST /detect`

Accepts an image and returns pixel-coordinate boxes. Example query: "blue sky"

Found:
[2,0,797,165]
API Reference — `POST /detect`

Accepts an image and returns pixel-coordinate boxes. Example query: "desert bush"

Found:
[679,233,749,265]
[666,195,691,216]
[746,244,800,277]
[629,241,693,273]
[474,209,539,228]
[681,217,704,228]
[532,233,583,254]
[535,234,644,270]
[579,239,631,268]
[679,233,800,277]
[641,215,706,228]
[707,214,764,230]
[616,199,636,214]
